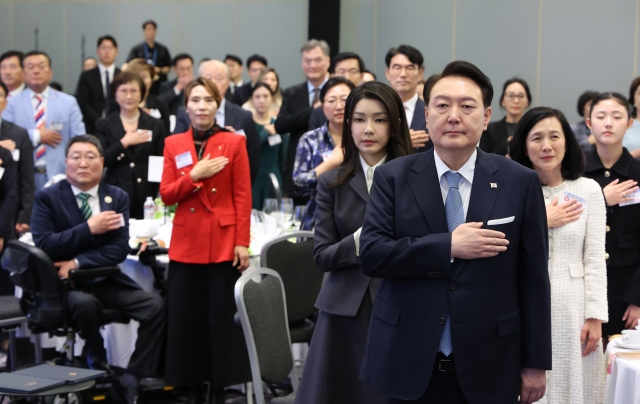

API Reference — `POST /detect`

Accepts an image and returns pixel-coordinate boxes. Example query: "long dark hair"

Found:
[509,107,584,181]
[331,81,413,187]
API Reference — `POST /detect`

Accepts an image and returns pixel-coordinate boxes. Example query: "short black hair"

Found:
[330,52,365,74]
[500,77,532,106]
[319,77,356,103]
[23,50,52,68]
[65,135,104,157]
[509,107,584,181]
[422,73,441,102]
[0,80,8,96]
[577,90,599,118]
[251,82,274,97]
[224,54,242,66]
[590,92,632,119]
[246,54,268,69]
[385,45,424,69]
[97,35,118,49]
[172,53,193,67]
[629,78,640,118]
[426,60,493,108]
[0,50,24,66]
[110,71,147,102]
[363,69,377,80]
[142,20,157,30]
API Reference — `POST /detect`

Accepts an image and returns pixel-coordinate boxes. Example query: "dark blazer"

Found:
[275,82,315,197]
[75,66,121,135]
[126,42,171,84]
[314,168,379,316]
[94,110,166,219]
[234,82,253,106]
[158,79,183,115]
[479,117,510,156]
[308,106,327,131]
[0,146,18,241]
[0,120,34,226]
[145,93,171,136]
[411,97,433,153]
[583,148,640,306]
[173,103,260,184]
[359,149,551,402]
[30,179,138,289]
[224,86,242,106]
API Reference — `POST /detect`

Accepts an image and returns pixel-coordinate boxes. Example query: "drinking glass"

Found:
[263,198,279,215]
[293,205,306,229]
[280,198,294,226]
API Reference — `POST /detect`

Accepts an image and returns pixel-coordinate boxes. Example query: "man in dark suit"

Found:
[75,35,121,134]
[30,135,165,403]
[0,80,34,235]
[172,60,260,184]
[234,54,268,106]
[158,53,193,115]
[126,20,171,95]
[385,45,432,152]
[275,39,330,204]
[359,61,551,404]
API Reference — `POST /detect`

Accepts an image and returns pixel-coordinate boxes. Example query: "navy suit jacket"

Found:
[410,97,433,153]
[359,149,551,402]
[314,167,379,316]
[172,103,260,184]
[30,180,138,289]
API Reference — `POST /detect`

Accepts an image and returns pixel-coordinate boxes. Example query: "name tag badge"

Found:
[0,166,4,180]
[268,134,282,146]
[175,151,193,169]
[12,149,20,161]
[620,189,640,207]
[137,129,153,142]
[560,191,587,205]
[321,150,333,162]
[50,122,63,132]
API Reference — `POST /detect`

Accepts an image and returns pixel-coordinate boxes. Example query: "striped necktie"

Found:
[77,193,92,221]
[439,171,465,356]
[33,94,46,166]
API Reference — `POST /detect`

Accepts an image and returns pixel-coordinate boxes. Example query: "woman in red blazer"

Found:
[160,77,251,404]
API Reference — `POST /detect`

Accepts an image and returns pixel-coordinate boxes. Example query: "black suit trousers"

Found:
[67,277,165,377]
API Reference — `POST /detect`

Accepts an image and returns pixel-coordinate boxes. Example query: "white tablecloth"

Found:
[604,338,640,404]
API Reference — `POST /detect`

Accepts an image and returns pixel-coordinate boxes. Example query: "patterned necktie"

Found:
[311,87,320,105]
[77,193,92,221]
[33,94,46,166]
[439,171,464,356]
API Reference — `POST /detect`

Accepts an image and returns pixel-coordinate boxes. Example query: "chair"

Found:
[235,267,298,404]
[260,231,323,344]
[0,240,130,364]
[0,296,42,371]
[269,173,283,201]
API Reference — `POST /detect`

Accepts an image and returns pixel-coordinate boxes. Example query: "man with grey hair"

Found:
[276,39,331,205]
[172,59,260,183]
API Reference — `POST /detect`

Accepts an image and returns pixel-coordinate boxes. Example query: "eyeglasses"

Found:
[324,97,348,106]
[335,68,361,76]
[505,93,527,101]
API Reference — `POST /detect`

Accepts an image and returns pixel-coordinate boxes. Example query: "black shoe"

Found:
[208,387,224,404]
[187,384,205,404]
[115,373,139,404]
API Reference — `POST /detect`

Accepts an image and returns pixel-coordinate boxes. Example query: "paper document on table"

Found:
[148,156,164,183]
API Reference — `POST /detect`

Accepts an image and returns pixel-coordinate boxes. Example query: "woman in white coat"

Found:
[510,107,608,403]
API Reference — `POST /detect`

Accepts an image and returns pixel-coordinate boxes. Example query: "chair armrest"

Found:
[68,266,121,280]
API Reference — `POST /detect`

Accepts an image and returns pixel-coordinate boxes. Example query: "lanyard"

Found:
[143,43,158,66]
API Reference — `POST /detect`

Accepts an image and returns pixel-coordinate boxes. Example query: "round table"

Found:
[604,338,640,404]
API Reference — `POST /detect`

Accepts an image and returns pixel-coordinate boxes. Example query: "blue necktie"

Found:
[439,171,464,356]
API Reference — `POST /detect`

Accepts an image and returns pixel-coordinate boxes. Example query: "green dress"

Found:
[252,117,290,210]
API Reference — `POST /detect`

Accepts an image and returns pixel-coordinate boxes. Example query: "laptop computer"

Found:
[0,372,65,394]
[14,364,106,384]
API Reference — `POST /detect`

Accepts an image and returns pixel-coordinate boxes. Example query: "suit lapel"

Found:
[91,68,104,99]
[224,102,235,129]
[453,150,502,278]
[60,180,85,224]
[349,168,369,203]
[411,98,426,131]
[98,183,115,212]
[46,90,58,129]
[128,111,151,161]
[406,150,448,234]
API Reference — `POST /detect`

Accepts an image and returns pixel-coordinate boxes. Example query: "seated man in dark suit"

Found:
[173,60,260,184]
[75,35,121,134]
[0,80,34,235]
[158,53,193,115]
[30,135,165,403]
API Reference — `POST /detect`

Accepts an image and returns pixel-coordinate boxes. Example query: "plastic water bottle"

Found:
[143,197,156,220]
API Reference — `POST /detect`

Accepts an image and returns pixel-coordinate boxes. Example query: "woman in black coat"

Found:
[294,82,413,404]
[125,58,171,135]
[95,71,166,219]
[583,92,640,336]
[480,77,531,156]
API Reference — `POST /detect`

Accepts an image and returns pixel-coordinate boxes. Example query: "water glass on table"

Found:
[293,205,306,230]
[263,198,279,215]
[280,198,294,228]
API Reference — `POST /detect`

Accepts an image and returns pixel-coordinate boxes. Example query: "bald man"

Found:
[173,60,260,184]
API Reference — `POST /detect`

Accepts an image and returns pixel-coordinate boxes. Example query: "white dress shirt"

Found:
[216,98,226,127]
[98,63,116,98]
[8,82,25,98]
[28,86,51,148]
[403,93,419,128]
[354,154,388,256]
[307,76,329,106]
